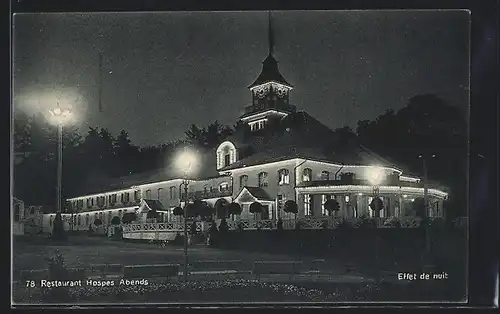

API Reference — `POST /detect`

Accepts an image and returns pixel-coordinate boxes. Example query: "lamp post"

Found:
[419,154,436,261]
[175,148,198,283]
[367,167,384,219]
[182,178,189,283]
[49,106,72,214]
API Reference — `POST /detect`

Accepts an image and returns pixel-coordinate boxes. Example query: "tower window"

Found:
[224,154,231,167]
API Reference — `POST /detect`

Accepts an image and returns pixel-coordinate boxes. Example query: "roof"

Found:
[242,187,274,201]
[143,199,165,211]
[248,53,292,89]
[71,148,220,197]
[219,111,399,171]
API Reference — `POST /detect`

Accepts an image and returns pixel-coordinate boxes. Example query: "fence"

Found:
[121,217,467,235]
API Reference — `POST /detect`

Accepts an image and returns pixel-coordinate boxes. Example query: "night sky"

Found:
[13,10,469,147]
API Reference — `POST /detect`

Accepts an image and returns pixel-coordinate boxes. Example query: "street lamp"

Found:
[175,148,198,283]
[48,106,72,215]
[366,166,384,217]
[418,154,436,261]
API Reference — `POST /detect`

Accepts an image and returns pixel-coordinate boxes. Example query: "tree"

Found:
[214,198,229,219]
[173,206,184,216]
[369,197,384,218]
[324,198,340,216]
[227,202,242,219]
[51,212,66,241]
[122,212,137,224]
[111,216,121,225]
[283,200,298,219]
[146,209,158,221]
[249,201,263,220]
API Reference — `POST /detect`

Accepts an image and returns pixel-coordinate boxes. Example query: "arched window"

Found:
[239,175,249,189]
[216,141,237,169]
[77,214,81,226]
[258,172,269,188]
[145,189,152,199]
[134,190,141,201]
[278,169,290,185]
[303,168,312,182]
[85,214,89,225]
[321,171,330,181]
[169,186,177,200]
[157,188,164,200]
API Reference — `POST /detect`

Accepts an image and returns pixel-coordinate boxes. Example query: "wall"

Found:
[229,159,298,203]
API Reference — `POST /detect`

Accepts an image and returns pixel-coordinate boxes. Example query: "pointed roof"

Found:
[234,186,274,203]
[141,199,165,212]
[248,53,292,89]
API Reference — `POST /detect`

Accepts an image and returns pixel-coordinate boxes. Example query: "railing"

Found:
[121,216,463,235]
[122,221,208,233]
[297,179,427,189]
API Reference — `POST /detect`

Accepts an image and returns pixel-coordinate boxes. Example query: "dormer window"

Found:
[216,141,237,170]
[219,182,230,192]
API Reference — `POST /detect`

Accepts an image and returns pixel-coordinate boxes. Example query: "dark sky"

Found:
[13,10,470,147]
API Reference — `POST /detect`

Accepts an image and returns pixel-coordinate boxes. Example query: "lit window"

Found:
[303,168,312,182]
[258,172,269,188]
[219,182,229,192]
[304,194,312,216]
[239,175,248,189]
[157,188,164,200]
[278,169,290,185]
[321,171,330,181]
[345,195,350,203]
[169,186,177,200]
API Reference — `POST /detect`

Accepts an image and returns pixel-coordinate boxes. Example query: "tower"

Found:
[240,12,295,132]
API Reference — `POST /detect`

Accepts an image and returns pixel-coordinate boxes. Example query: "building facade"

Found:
[42,19,449,232]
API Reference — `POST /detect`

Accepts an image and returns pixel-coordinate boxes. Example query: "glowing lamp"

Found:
[366,166,385,185]
[49,107,72,125]
[175,148,199,177]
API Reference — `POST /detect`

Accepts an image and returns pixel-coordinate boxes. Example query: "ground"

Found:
[12,234,467,304]
[13,235,350,274]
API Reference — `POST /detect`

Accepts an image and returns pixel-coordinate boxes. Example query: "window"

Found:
[258,172,269,188]
[77,215,81,226]
[110,194,117,206]
[14,204,20,222]
[90,198,94,206]
[119,210,123,217]
[278,169,290,185]
[321,195,329,216]
[157,188,164,200]
[216,141,237,169]
[86,198,91,208]
[239,175,248,189]
[123,192,130,203]
[169,186,177,200]
[303,168,312,182]
[85,214,89,225]
[134,190,140,201]
[97,196,105,208]
[219,182,230,192]
[77,200,84,210]
[304,194,312,216]
[224,154,231,167]
[145,189,152,199]
[203,185,208,194]
[321,171,330,181]
[107,212,112,224]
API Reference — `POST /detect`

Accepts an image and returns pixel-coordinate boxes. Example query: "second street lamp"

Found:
[175,148,198,283]
[48,106,72,215]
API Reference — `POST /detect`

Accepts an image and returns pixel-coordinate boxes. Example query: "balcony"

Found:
[297,179,425,189]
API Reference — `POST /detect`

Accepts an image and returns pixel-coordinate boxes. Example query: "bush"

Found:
[51,212,67,241]
[383,217,401,228]
[42,250,72,302]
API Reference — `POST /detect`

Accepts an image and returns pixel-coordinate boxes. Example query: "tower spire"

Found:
[268,11,274,55]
